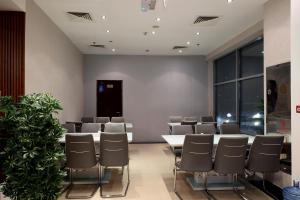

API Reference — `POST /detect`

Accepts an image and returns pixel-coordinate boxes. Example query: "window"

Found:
[214,38,264,135]
[215,83,237,124]
[215,52,236,83]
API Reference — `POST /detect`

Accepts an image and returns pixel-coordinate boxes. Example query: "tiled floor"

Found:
[59,143,272,200]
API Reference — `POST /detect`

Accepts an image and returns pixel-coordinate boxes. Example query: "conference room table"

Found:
[65,122,133,132]
[59,132,133,143]
[162,134,255,191]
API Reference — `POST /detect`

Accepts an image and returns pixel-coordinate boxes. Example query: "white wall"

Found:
[264,0,291,67]
[263,0,291,188]
[291,0,300,181]
[84,55,208,142]
[25,0,84,122]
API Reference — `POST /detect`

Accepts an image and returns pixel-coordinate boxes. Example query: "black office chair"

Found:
[246,135,284,199]
[200,116,214,123]
[214,137,248,199]
[81,123,101,133]
[169,116,183,123]
[99,133,130,198]
[219,123,240,134]
[171,125,194,163]
[81,117,94,123]
[111,117,125,123]
[195,124,216,135]
[65,134,99,199]
[183,116,198,121]
[174,134,214,200]
[95,117,110,123]
[62,123,76,133]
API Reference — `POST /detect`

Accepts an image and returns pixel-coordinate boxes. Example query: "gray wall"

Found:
[25,0,84,123]
[84,55,208,142]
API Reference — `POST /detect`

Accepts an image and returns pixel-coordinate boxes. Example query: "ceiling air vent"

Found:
[90,42,105,48]
[193,16,220,26]
[173,46,188,50]
[67,12,93,22]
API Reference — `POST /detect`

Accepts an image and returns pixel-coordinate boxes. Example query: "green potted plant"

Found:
[0,93,65,200]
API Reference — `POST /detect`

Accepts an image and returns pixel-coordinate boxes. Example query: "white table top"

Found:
[168,122,217,127]
[59,132,133,143]
[162,134,255,147]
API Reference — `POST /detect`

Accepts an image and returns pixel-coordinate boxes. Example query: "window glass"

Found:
[215,82,236,125]
[215,52,236,83]
[239,77,264,135]
[239,40,263,77]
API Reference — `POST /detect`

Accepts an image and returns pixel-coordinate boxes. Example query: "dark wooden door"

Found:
[97,80,123,117]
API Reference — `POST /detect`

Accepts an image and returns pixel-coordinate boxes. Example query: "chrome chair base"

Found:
[232,174,250,200]
[100,165,130,198]
[174,168,215,200]
[65,166,100,199]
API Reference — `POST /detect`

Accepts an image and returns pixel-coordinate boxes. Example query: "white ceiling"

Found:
[34,0,267,55]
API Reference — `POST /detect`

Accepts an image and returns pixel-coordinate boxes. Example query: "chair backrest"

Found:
[214,137,248,174]
[95,117,110,123]
[62,123,76,133]
[220,123,240,134]
[104,123,125,133]
[81,117,94,123]
[180,134,214,172]
[201,116,214,123]
[169,116,183,123]
[183,116,198,121]
[100,133,129,167]
[65,134,97,168]
[247,136,284,173]
[111,117,125,123]
[81,123,100,133]
[172,125,194,135]
[195,124,216,135]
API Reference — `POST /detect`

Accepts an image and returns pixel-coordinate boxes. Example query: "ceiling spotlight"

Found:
[152,31,156,35]
[112,48,116,52]
[102,15,106,20]
[186,41,191,45]
[156,17,161,22]
[227,0,233,3]
[196,32,200,36]
[106,30,110,33]
[178,50,183,53]
[145,49,150,52]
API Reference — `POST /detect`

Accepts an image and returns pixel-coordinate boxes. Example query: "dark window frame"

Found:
[213,38,264,135]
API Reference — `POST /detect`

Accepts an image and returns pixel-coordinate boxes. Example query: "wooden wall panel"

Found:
[0,11,25,101]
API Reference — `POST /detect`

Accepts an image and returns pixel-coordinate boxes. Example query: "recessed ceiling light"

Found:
[152,31,156,35]
[196,32,200,36]
[187,41,191,45]
[197,43,200,46]
[102,15,106,20]
[227,0,233,3]
[145,49,150,52]
[112,48,116,52]
[156,17,161,22]
[178,50,183,53]
[106,30,110,33]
